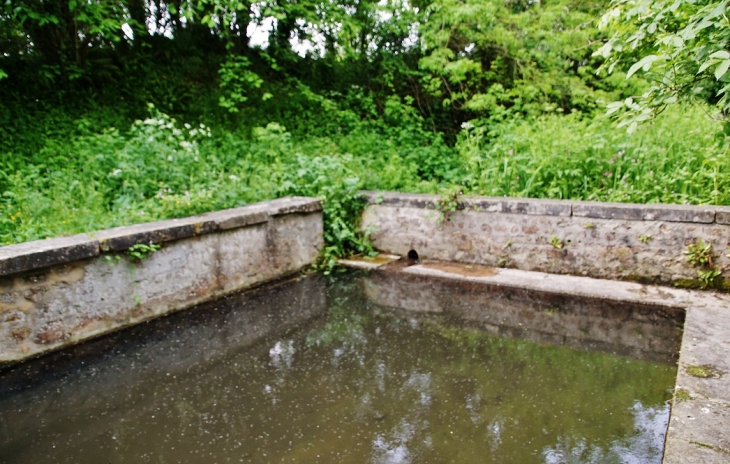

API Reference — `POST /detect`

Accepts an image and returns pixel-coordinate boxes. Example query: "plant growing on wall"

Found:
[434,189,463,223]
[127,242,161,261]
[684,238,722,287]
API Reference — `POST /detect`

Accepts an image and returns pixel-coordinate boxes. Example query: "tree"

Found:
[417,0,610,124]
[595,0,730,132]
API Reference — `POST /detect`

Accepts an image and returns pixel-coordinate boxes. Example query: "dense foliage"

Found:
[1,0,728,264]
[596,0,730,131]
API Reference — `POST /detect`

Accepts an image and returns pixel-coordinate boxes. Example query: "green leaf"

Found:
[698,58,719,74]
[606,101,623,115]
[709,51,730,60]
[627,55,660,78]
[715,60,730,80]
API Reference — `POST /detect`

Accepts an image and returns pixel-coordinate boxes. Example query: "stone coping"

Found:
[363,260,730,463]
[0,196,321,277]
[360,191,728,224]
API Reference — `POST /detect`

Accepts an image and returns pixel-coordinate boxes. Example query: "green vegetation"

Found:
[1,0,729,266]
[126,242,162,261]
[674,388,691,403]
[597,0,730,130]
[685,363,721,378]
[690,441,730,455]
[683,239,723,287]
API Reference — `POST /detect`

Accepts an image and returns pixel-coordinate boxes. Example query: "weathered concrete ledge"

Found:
[360,191,730,285]
[359,260,730,463]
[0,197,323,364]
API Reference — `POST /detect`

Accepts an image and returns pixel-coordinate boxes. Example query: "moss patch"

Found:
[673,278,730,292]
[685,364,721,379]
[690,441,730,455]
[674,388,691,403]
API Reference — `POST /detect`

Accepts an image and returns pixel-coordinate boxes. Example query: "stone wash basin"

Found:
[2,261,726,463]
[2,193,729,463]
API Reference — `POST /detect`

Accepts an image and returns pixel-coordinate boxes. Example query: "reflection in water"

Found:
[542,402,670,464]
[269,339,296,369]
[0,272,677,463]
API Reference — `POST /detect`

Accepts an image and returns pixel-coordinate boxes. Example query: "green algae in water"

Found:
[0,273,677,463]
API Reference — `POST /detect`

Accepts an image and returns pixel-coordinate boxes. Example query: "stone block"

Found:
[361,191,573,217]
[200,205,269,230]
[572,201,645,220]
[715,207,730,225]
[464,198,502,213]
[95,217,218,252]
[360,191,439,209]
[268,196,323,216]
[0,235,99,276]
[642,204,716,223]
[500,198,571,216]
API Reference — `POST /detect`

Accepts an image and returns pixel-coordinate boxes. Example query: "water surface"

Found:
[0,272,677,463]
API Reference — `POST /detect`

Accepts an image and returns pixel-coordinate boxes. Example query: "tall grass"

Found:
[461,105,729,205]
[1,104,727,258]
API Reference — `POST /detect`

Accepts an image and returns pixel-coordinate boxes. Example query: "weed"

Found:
[584,223,595,229]
[684,239,722,287]
[127,243,161,261]
[101,255,121,267]
[550,235,564,249]
[685,239,715,268]
[638,234,652,243]
[698,269,722,287]
[434,189,463,223]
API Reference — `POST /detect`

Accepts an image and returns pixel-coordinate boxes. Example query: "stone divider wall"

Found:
[0,197,323,364]
[360,191,730,286]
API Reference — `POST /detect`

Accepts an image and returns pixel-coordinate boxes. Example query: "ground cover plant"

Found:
[1,0,729,266]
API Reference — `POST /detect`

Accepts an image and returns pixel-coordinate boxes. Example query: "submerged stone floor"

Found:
[340,256,730,463]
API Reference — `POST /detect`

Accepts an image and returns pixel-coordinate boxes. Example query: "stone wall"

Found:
[0,197,323,364]
[360,191,730,285]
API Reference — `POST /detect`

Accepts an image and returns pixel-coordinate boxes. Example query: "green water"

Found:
[0,273,677,463]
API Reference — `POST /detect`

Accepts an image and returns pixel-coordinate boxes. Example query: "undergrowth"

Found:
[1,104,728,272]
